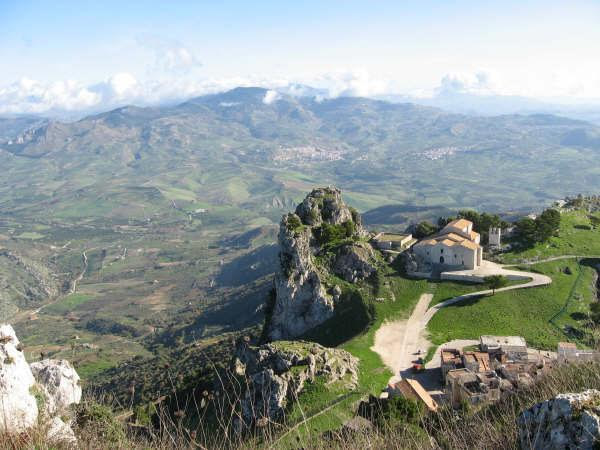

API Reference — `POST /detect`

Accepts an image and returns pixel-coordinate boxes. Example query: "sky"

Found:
[1,0,600,114]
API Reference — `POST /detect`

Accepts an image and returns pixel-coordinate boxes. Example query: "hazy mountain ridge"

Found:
[5,88,598,162]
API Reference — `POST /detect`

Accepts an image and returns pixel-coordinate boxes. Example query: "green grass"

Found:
[76,358,118,379]
[44,293,95,315]
[429,278,530,306]
[427,259,598,350]
[16,231,45,240]
[500,210,600,263]
[429,280,484,306]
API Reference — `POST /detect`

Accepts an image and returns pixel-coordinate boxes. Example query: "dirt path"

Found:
[371,262,553,391]
[371,293,433,385]
[503,255,600,267]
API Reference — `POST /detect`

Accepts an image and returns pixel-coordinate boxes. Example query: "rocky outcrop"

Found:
[295,187,359,229]
[333,242,377,283]
[400,251,420,274]
[518,389,600,450]
[30,359,82,417]
[233,339,359,428]
[269,215,333,340]
[0,324,38,434]
[268,187,367,340]
[0,324,81,446]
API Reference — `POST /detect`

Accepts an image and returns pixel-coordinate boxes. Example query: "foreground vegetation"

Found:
[7,361,600,449]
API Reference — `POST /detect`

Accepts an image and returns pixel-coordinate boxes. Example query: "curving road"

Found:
[372,260,553,387]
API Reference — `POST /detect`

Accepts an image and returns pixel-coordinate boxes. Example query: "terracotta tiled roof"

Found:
[414,239,436,247]
[445,218,472,230]
[459,240,479,250]
[393,379,438,412]
[438,232,467,242]
[415,233,480,250]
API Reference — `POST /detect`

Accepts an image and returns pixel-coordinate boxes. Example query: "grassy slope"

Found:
[428,258,598,350]
[500,209,600,263]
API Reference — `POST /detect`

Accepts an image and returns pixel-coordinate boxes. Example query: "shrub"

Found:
[414,221,438,239]
[29,385,46,413]
[83,318,141,338]
[76,400,127,444]
[286,213,302,230]
[315,221,356,247]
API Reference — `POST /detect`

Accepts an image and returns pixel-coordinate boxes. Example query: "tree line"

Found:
[412,208,561,247]
[413,210,508,244]
[514,209,561,246]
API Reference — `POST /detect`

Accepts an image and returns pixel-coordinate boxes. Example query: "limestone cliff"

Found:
[233,338,359,429]
[0,324,81,445]
[268,187,370,340]
[0,324,38,434]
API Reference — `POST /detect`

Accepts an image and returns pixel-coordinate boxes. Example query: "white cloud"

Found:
[1,67,599,116]
[309,69,395,98]
[108,72,138,97]
[0,78,100,114]
[136,34,202,74]
[434,70,505,96]
[432,68,600,101]
[262,90,280,104]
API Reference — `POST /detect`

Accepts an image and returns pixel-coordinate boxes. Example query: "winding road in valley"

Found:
[371,260,554,389]
[32,249,90,315]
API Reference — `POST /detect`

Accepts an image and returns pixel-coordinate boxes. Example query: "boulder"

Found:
[331,285,342,302]
[45,416,78,447]
[0,324,38,434]
[399,251,423,274]
[518,389,600,450]
[30,359,82,417]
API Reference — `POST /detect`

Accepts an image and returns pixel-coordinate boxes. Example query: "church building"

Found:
[412,219,483,270]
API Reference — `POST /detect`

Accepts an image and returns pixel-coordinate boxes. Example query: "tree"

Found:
[484,275,508,295]
[515,217,537,245]
[590,302,600,324]
[536,208,561,241]
[438,216,454,228]
[414,221,438,239]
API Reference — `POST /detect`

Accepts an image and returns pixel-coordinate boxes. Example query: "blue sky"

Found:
[1,0,599,114]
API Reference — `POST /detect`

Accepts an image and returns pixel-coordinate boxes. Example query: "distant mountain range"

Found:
[1,86,599,219]
[380,91,600,125]
[3,83,599,125]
